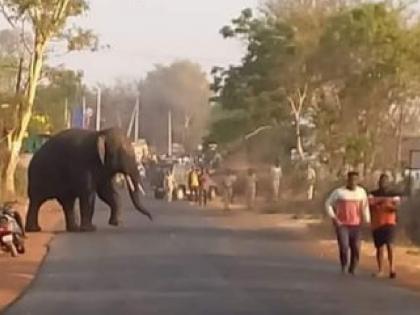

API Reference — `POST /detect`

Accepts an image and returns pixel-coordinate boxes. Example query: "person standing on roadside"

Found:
[246,168,257,210]
[307,163,316,200]
[223,169,236,210]
[369,174,401,279]
[164,169,175,202]
[189,167,200,203]
[270,160,282,202]
[325,171,370,275]
[199,169,210,207]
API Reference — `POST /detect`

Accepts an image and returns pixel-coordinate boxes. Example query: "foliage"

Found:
[27,113,51,134]
[212,0,420,175]
[35,67,83,132]
[313,2,420,169]
[0,0,96,197]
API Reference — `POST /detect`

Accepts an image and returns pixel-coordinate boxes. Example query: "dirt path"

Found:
[0,202,63,310]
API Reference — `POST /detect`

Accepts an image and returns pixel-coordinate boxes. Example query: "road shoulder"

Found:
[0,201,63,310]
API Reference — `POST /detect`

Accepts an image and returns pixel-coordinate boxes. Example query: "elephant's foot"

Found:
[25,224,41,233]
[80,224,97,232]
[66,224,80,233]
[108,217,121,227]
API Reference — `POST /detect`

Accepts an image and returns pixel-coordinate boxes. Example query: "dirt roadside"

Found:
[0,201,63,310]
[306,220,420,292]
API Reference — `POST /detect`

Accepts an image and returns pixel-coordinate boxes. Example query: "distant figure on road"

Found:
[246,169,257,210]
[270,161,282,202]
[223,170,237,210]
[199,169,210,207]
[369,174,401,279]
[189,167,200,203]
[307,164,316,200]
[164,170,175,203]
[325,171,370,275]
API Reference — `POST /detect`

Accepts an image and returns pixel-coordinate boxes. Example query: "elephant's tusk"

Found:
[138,183,146,196]
[126,175,135,192]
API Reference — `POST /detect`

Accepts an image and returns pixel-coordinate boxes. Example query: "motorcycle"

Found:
[0,210,25,257]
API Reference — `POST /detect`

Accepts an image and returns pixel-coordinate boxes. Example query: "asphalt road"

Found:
[5,197,420,315]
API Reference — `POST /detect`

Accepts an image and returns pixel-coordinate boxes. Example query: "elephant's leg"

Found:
[58,197,78,232]
[25,199,44,232]
[79,193,96,232]
[97,181,121,226]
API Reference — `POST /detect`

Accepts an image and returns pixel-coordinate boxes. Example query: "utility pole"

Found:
[82,96,86,129]
[64,97,69,129]
[96,87,102,131]
[168,110,172,157]
[127,102,137,139]
[134,96,140,142]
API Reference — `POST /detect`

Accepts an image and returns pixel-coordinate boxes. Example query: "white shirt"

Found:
[271,166,282,182]
[325,186,370,225]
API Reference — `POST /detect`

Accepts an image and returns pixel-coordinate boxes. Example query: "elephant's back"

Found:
[28,129,98,190]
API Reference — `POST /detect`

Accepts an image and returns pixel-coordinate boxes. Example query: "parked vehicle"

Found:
[0,208,25,257]
[151,163,172,199]
[172,163,191,199]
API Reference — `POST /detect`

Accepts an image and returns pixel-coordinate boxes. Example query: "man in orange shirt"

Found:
[369,174,401,279]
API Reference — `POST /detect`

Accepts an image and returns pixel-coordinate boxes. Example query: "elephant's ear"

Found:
[97,135,106,165]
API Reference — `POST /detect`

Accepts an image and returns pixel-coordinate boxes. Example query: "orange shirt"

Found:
[368,194,400,230]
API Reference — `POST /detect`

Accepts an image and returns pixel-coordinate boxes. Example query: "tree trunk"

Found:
[2,141,21,199]
[395,103,404,170]
[288,86,307,161]
[295,116,305,160]
[1,43,45,198]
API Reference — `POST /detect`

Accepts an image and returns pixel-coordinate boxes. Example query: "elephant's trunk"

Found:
[125,175,153,221]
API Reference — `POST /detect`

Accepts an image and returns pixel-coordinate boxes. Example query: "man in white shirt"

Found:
[270,161,282,202]
[325,171,370,274]
[164,170,176,202]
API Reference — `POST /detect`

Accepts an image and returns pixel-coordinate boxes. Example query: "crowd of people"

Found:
[223,160,317,210]
[153,154,404,279]
[163,166,212,207]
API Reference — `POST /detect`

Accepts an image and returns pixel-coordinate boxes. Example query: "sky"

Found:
[47,0,261,85]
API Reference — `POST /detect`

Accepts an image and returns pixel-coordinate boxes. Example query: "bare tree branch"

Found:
[0,4,16,29]
[20,19,32,54]
[244,125,273,140]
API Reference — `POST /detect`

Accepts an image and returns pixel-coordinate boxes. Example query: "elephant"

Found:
[25,128,152,233]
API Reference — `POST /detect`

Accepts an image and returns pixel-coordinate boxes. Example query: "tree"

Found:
[0,29,30,94]
[140,61,211,152]
[0,0,97,197]
[35,67,84,132]
[0,28,27,193]
[213,0,420,175]
[213,3,332,160]
[312,2,420,172]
